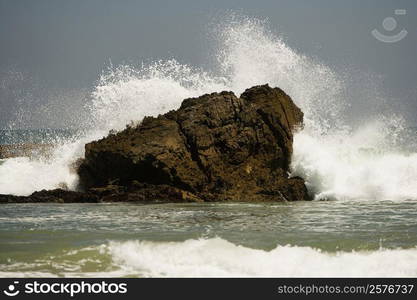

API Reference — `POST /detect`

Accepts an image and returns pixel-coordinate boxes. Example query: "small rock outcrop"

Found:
[77,84,310,202]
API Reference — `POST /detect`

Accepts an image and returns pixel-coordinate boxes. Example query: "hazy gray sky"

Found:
[0,0,416,128]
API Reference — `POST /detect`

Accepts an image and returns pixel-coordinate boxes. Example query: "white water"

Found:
[2,237,417,277]
[0,16,416,201]
[106,238,417,277]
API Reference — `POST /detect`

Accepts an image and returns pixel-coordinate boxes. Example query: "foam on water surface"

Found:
[2,238,417,277]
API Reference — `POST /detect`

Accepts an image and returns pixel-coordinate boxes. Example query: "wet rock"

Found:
[0,189,99,204]
[78,84,311,202]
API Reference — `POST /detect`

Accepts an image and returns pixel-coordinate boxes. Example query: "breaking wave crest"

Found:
[107,238,417,277]
[3,238,417,277]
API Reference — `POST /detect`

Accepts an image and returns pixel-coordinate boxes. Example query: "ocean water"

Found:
[1,16,417,277]
[1,201,417,277]
[0,129,78,145]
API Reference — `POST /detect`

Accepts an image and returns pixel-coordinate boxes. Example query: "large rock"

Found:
[78,84,310,202]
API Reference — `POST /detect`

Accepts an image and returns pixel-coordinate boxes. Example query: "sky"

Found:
[0,0,416,128]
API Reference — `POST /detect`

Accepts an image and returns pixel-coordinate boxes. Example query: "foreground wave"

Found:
[2,238,417,277]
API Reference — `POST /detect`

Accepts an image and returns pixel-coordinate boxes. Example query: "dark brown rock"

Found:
[0,184,203,204]
[78,84,311,202]
[76,182,202,203]
[0,189,99,204]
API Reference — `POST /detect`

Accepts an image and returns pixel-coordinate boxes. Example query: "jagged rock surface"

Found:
[77,84,310,202]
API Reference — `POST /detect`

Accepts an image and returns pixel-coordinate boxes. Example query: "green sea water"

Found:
[1,200,417,277]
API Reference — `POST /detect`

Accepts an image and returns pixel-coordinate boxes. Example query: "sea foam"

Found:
[2,237,417,277]
[106,237,417,277]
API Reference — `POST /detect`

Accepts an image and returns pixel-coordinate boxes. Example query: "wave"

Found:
[0,139,83,194]
[292,129,417,201]
[107,238,417,277]
[0,15,416,200]
[2,237,417,277]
